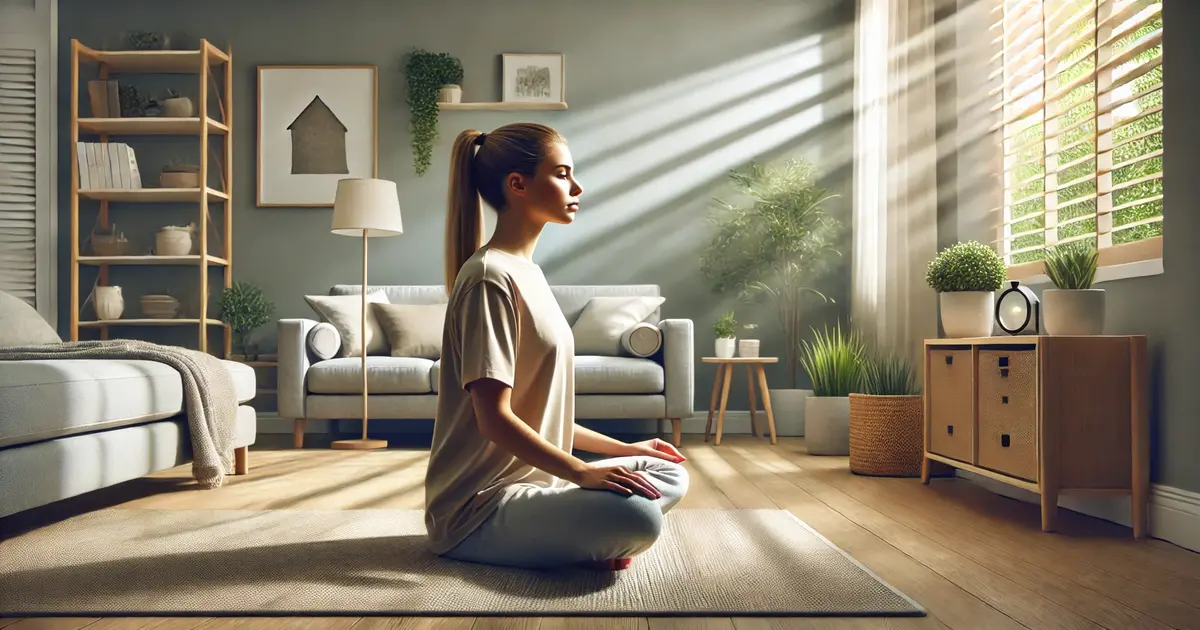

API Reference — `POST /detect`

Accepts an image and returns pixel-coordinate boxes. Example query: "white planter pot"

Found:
[770,388,812,436]
[805,395,850,455]
[715,337,736,358]
[94,286,124,320]
[1042,288,1106,335]
[939,291,995,338]
[438,84,462,103]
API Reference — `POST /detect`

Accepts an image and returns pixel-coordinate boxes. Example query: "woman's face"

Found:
[508,142,583,225]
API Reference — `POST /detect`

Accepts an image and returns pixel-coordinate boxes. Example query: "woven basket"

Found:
[848,393,924,477]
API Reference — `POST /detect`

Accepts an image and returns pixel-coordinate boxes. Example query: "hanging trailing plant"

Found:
[404,48,464,176]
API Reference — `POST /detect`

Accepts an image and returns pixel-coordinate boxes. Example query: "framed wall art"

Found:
[501,53,565,104]
[257,65,377,207]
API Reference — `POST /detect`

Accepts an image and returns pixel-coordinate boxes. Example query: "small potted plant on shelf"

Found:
[800,322,866,456]
[848,351,923,476]
[1042,240,1103,335]
[925,240,1007,338]
[160,160,200,188]
[404,48,465,176]
[216,282,275,361]
[713,311,737,358]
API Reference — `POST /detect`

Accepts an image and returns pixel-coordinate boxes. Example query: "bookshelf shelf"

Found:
[78,117,228,136]
[79,255,229,266]
[69,38,234,357]
[439,101,568,111]
[79,187,228,202]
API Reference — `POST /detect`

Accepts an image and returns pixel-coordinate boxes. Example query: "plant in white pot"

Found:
[713,311,737,358]
[1042,241,1104,335]
[699,157,842,436]
[800,322,866,456]
[926,241,1007,338]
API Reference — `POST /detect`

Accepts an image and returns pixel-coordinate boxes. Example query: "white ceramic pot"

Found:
[155,226,193,256]
[805,395,851,455]
[1042,288,1106,335]
[715,337,736,358]
[161,96,194,117]
[438,84,462,103]
[738,339,760,358]
[939,291,995,338]
[770,388,812,436]
[94,285,124,320]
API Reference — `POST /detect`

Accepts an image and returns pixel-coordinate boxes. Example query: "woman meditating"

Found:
[424,122,690,571]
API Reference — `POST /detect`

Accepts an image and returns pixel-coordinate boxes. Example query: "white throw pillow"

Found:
[571,295,666,356]
[306,322,341,360]
[0,290,61,347]
[303,291,389,357]
[620,322,662,357]
[372,302,447,359]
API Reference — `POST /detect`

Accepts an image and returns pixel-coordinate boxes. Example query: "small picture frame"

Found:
[501,53,565,104]
[256,65,378,207]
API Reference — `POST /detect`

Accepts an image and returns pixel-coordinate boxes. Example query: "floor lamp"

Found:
[329,178,403,450]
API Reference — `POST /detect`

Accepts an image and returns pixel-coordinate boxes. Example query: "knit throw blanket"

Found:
[0,339,238,488]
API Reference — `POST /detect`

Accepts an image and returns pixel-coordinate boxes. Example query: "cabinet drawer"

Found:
[927,348,973,463]
[977,349,1038,481]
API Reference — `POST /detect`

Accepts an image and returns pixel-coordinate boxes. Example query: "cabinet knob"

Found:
[945,355,953,365]
[947,425,954,435]
[1000,368,1009,378]
[999,356,1009,367]
[1001,433,1011,448]
[1002,395,1009,404]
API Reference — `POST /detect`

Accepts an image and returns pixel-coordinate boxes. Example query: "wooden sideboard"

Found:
[920,335,1149,539]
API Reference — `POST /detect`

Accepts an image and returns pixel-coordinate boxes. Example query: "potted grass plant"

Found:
[926,240,1007,338]
[848,352,924,476]
[1042,241,1104,335]
[713,310,737,358]
[799,322,866,455]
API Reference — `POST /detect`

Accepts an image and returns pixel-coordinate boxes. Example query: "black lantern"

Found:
[996,280,1039,335]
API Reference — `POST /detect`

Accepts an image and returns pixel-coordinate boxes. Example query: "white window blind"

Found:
[0,47,37,305]
[992,0,1163,276]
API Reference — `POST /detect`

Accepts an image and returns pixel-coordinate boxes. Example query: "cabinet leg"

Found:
[1041,487,1059,532]
[921,456,931,484]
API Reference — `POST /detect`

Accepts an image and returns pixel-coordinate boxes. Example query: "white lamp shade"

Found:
[331,178,404,237]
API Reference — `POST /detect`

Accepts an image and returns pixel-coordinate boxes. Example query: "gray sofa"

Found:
[279,284,694,447]
[0,292,259,520]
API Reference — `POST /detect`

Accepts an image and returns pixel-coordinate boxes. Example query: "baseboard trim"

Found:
[255,410,792,437]
[958,471,1200,553]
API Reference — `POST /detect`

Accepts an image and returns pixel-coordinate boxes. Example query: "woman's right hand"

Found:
[571,462,663,499]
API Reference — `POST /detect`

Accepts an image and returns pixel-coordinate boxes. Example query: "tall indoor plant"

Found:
[700,158,842,435]
[800,322,865,455]
[1042,241,1104,335]
[926,240,1007,338]
[404,48,464,176]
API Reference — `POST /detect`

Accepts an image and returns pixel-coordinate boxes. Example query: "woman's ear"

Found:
[506,172,527,198]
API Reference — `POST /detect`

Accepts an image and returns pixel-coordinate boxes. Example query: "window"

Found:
[993,0,1163,278]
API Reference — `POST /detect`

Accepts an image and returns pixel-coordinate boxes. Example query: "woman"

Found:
[424,122,690,571]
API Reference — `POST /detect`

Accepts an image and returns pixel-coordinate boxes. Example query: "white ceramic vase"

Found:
[805,395,851,455]
[939,291,995,338]
[94,285,124,320]
[715,337,736,358]
[155,226,193,256]
[1042,288,1106,335]
[770,388,812,436]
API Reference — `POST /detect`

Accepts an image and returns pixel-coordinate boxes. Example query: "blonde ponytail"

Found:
[444,129,485,293]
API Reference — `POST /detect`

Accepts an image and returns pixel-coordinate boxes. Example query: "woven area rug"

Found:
[0,508,924,617]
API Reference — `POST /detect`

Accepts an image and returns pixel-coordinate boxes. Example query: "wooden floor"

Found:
[2,433,1198,630]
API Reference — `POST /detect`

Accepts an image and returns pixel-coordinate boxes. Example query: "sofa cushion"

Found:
[431,359,441,393]
[307,356,434,394]
[372,302,446,359]
[571,296,666,356]
[307,322,341,360]
[0,358,255,449]
[0,290,61,347]
[574,355,664,394]
[304,291,390,357]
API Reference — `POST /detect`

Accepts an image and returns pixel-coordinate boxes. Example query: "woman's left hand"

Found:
[624,438,686,463]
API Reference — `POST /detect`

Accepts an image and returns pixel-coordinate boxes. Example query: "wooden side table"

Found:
[701,356,778,445]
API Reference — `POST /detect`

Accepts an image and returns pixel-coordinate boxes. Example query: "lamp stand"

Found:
[331,232,388,451]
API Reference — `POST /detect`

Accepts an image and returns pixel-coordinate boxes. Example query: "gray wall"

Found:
[56,0,857,415]
[945,1,1199,493]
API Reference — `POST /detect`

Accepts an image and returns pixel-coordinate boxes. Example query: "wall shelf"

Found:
[439,101,568,111]
[77,117,228,136]
[78,255,229,266]
[79,187,227,202]
[78,318,226,328]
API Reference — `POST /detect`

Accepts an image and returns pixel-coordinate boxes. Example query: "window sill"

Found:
[1012,257,1163,287]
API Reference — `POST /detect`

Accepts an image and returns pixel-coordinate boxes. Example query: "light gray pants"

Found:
[443,456,689,569]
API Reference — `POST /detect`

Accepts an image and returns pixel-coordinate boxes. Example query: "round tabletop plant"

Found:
[926,241,1006,338]
[216,281,275,360]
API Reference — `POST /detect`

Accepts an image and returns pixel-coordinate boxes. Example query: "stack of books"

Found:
[77,142,142,190]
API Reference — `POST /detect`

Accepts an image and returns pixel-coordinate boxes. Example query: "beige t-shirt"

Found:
[424,245,575,554]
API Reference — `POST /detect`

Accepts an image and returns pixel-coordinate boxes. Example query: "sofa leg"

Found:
[669,418,682,447]
[234,446,249,475]
[293,418,306,449]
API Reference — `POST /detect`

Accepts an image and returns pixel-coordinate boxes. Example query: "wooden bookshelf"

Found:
[69,38,234,357]
[439,101,568,111]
